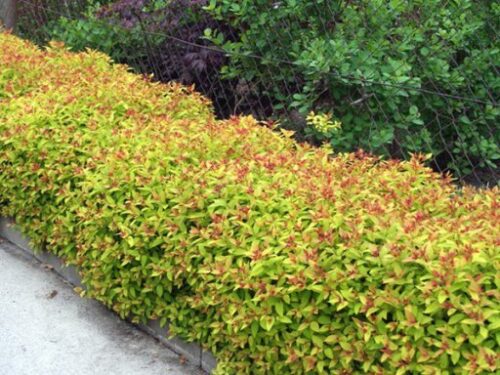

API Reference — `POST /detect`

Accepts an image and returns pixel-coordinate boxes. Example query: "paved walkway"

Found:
[0,238,203,375]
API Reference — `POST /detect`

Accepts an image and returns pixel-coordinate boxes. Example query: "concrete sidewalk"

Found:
[0,238,203,375]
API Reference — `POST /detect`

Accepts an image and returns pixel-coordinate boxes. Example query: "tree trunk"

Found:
[0,0,17,30]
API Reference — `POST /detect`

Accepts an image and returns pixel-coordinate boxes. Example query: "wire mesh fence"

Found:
[6,0,500,186]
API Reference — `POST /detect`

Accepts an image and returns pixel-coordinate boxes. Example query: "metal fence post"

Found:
[0,0,17,30]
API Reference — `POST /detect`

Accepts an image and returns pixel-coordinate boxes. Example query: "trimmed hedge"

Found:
[0,33,499,374]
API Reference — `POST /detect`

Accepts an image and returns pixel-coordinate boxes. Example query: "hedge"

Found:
[0,33,499,374]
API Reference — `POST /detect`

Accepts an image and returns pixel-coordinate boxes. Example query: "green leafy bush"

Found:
[206,0,500,179]
[15,0,112,44]
[1,33,499,374]
[47,15,150,64]
[24,1,153,67]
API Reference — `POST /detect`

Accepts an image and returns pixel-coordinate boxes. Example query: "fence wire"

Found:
[7,0,500,186]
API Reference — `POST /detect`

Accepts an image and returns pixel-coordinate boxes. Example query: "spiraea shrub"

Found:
[0,33,499,374]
